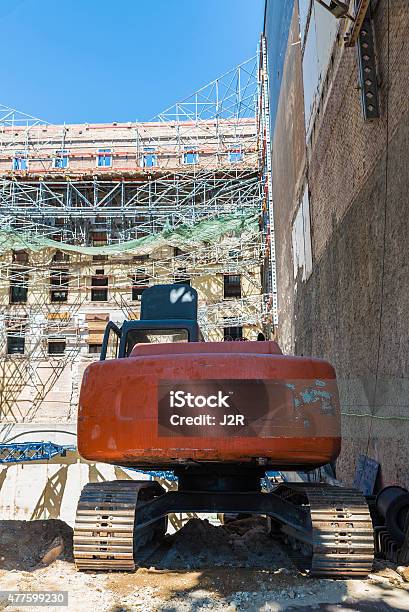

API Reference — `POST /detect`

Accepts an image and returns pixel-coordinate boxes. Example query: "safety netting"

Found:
[0,211,259,256]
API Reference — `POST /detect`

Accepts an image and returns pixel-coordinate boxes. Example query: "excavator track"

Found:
[73,480,165,571]
[73,479,374,577]
[274,483,374,577]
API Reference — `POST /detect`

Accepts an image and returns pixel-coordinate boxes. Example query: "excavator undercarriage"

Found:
[74,476,374,576]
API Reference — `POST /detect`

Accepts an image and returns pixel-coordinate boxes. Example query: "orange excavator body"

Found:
[78,340,341,470]
[74,287,374,579]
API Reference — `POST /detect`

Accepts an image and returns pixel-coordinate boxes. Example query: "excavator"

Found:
[74,284,374,576]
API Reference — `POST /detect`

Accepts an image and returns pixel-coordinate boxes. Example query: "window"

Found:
[91,231,108,260]
[174,247,185,257]
[91,232,107,247]
[132,254,150,263]
[9,269,29,304]
[103,323,120,360]
[50,269,69,303]
[174,269,191,285]
[142,147,157,168]
[11,219,25,231]
[12,250,29,263]
[52,250,70,263]
[91,274,108,301]
[48,340,66,355]
[53,150,69,169]
[12,152,28,171]
[228,249,240,259]
[97,148,112,167]
[7,335,25,355]
[183,147,199,165]
[223,326,243,341]
[88,343,102,354]
[229,149,243,163]
[91,289,108,302]
[125,328,189,356]
[223,274,241,299]
[131,275,149,301]
[292,186,312,281]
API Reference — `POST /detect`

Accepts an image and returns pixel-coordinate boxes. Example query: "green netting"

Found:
[0,211,259,256]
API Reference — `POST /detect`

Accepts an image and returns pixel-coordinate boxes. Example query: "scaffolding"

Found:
[0,54,277,424]
[259,36,278,327]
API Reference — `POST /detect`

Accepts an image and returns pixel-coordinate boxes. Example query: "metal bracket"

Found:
[345,0,371,47]
[355,8,380,120]
[315,0,356,21]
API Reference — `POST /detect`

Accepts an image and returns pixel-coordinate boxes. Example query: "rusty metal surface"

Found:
[77,347,341,469]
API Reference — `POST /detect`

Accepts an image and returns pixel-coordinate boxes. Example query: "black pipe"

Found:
[376,485,409,544]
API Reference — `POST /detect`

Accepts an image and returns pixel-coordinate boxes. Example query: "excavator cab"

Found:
[100,283,200,359]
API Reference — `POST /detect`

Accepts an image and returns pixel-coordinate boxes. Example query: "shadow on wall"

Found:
[31,466,68,520]
[24,462,150,522]
[11,462,136,522]
[88,462,107,483]
[0,466,8,491]
[0,358,71,425]
[10,462,203,526]
[115,466,133,480]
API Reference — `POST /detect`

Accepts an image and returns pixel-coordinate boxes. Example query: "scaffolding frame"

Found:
[157,57,257,122]
[0,54,278,423]
[0,172,260,242]
[0,294,82,422]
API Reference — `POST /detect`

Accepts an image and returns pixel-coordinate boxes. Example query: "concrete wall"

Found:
[265,1,409,488]
[266,0,306,355]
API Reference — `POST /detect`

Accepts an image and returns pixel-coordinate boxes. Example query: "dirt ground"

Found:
[0,518,408,612]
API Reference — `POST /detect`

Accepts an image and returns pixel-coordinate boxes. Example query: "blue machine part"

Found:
[0,441,178,481]
[0,441,76,463]
[121,466,178,481]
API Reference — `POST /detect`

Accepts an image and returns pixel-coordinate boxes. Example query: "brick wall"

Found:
[268,0,409,487]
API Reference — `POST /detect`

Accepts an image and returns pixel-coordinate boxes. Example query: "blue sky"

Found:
[2,0,264,124]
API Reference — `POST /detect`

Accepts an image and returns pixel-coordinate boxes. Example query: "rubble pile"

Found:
[152,517,291,570]
[0,519,73,570]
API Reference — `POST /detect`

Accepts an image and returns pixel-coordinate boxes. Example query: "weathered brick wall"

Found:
[308,1,409,264]
[269,0,409,487]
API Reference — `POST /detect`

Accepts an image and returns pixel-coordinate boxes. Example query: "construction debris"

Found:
[397,565,409,582]
[0,520,72,570]
[0,518,408,611]
[150,517,291,570]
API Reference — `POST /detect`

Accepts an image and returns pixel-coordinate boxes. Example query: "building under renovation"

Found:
[0,58,277,521]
